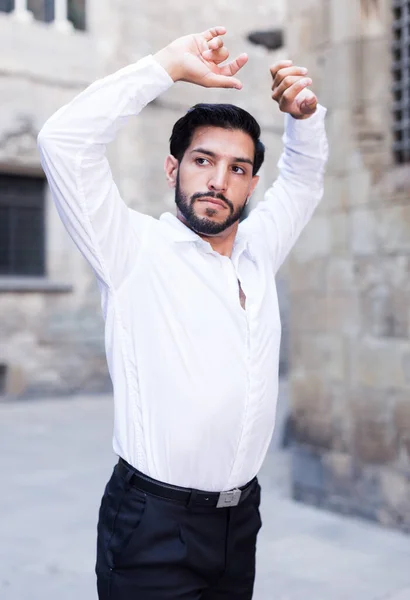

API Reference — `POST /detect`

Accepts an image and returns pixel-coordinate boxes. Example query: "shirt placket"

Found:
[220,256,253,489]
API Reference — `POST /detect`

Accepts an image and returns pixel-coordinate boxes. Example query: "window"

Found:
[27,0,86,30]
[0,0,13,12]
[1,1,86,31]
[392,0,410,163]
[0,174,46,276]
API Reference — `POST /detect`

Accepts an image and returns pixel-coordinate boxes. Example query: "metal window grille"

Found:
[392,0,410,163]
[28,0,86,30]
[0,1,86,30]
[0,174,45,276]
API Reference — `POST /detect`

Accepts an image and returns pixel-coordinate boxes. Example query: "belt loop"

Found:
[122,462,135,485]
[187,489,198,508]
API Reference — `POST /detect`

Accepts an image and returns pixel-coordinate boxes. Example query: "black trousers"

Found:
[96,461,262,599]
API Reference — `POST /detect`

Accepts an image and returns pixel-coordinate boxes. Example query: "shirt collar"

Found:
[159,212,256,262]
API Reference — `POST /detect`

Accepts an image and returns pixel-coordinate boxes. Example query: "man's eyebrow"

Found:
[191,147,254,166]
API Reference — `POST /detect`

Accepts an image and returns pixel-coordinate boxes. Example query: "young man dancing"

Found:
[38,26,328,600]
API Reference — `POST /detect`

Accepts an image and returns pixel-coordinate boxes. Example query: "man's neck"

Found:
[177,213,238,257]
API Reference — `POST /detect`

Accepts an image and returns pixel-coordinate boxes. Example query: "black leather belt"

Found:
[117,458,257,508]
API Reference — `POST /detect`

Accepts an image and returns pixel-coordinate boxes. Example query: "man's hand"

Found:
[154,26,248,90]
[270,61,318,119]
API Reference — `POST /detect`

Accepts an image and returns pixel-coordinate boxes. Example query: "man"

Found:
[38,26,328,600]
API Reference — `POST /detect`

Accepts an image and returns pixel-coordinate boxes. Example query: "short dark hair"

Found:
[170,103,265,176]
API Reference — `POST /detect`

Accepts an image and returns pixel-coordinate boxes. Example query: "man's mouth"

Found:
[197,197,227,209]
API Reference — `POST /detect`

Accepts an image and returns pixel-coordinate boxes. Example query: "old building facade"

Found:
[0,0,286,396]
[2,0,409,533]
[287,0,410,532]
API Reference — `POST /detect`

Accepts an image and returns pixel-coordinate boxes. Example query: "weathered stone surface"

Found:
[349,339,410,389]
[288,0,410,533]
[394,398,410,461]
[288,256,328,293]
[350,208,379,255]
[291,334,347,382]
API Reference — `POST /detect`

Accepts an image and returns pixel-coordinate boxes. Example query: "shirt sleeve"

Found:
[37,55,174,290]
[241,104,329,273]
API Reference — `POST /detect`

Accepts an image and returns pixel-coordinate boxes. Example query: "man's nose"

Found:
[208,167,228,192]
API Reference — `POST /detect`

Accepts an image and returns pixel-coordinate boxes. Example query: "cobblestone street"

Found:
[1,393,409,600]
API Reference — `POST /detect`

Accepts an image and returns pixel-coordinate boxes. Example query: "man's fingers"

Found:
[203,72,243,90]
[219,53,248,77]
[269,60,293,79]
[202,26,227,42]
[207,36,224,51]
[272,66,308,89]
[279,78,312,110]
[272,75,310,101]
[202,46,230,65]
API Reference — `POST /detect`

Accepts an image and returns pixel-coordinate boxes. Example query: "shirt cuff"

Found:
[284,104,327,142]
[145,54,175,88]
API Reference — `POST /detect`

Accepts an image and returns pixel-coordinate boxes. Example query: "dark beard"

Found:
[175,172,247,236]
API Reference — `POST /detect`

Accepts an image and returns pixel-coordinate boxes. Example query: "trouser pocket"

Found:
[96,467,147,572]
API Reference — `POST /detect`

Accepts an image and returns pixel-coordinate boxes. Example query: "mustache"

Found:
[191,191,233,211]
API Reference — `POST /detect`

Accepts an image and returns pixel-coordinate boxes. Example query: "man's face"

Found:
[173,126,259,236]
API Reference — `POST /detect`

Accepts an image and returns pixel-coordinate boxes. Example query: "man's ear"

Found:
[164,155,179,188]
[247,175,259,202]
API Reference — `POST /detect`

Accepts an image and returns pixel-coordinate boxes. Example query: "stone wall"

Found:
[0,1,288,397]
[287,0,410,532]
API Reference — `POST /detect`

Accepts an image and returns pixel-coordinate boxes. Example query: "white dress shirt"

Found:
[38,55,328,492]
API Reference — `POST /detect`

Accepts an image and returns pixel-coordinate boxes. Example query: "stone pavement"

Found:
[0,394,409,600]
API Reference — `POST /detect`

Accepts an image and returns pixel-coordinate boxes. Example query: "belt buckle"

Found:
[216,488,242,508]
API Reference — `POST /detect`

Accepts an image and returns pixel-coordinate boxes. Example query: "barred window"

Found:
[0,1,86,31]
[0,174,46,276]
[392,0,410,163]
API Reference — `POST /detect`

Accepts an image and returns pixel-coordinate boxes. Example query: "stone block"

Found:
[323,451,354,496]
[291,445,326,492]
[349,338,410,389]
[360,285,409,339]
[292,215,331,261]
[291,334,347,382]
[380,469,410,522]
[320,41,358,109]
[290,373,334,448]
[291,292,361,336]
[375,205,410,255]
[325,293,361,336]
[325,109,356,172]
[347,168,373,208]
[327,211,350,256]
[350,208,379,255]
[326,258,356,292]
[327,382,353,452]
[318,174,350,214]
[288,257,327,293]
[354,256,410,296]
[352,463,384,510]
[329,0,362,43]
[291,294,328,333]
[359,37,391,105]
[350,387,398,465]
[394,398,410,460]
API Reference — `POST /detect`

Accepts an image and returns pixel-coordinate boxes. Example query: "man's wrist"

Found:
[153,47,181,82]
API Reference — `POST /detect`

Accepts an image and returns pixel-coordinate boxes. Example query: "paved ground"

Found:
[1,393,410,600]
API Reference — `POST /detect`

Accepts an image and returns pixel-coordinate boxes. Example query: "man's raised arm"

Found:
[243,61,329,274]
[37,56,174,290]
[37,27,247,291]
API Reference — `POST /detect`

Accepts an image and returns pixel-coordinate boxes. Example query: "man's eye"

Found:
[195,158,209,166]
[232,166,245,174]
